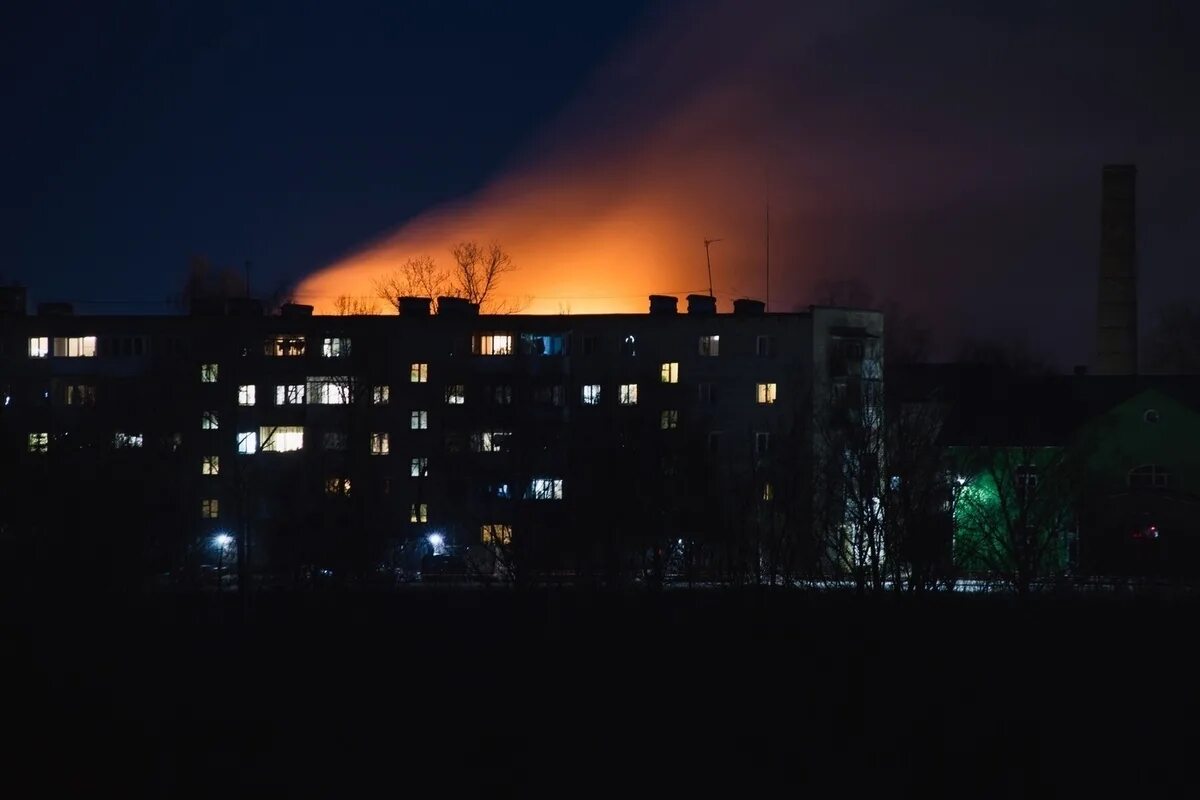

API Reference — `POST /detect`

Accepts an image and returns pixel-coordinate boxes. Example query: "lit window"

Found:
[661,410,679,430]
[762,483,774,501]
[699,335,720,356]
[28,337,48,358]
[481,524,512,546]
[755,432,771,456]
[472,431,512,453]
[266,335,306,356]
[445,385,466,405]
[201,499,219,519]
[373,385,390,405]
[200,363,219,383]
[114,432,143,448]
[322,337,351,358]
[237,431,258,454]
[238,384,256,406]
[53,337,97,357]
[276,384,305,404]
[660,362,679,383]
[411,410,428,430]
[202,411,219,430]
[756,335,776,357]
[325,477,352,496]
[370,432,390,455]
[28,432,49,453]
[307,377,351,404]
[411,457,428,477]
[260,426,304,452]
[65,385,96,406]
[473,333,513,355]
[323,432,347,451]
[697,383,714,404]
[582,385,601,405]
[410,503,429,523]
[527,478,564,500]
[621,335,637,356]
[520,333,565,356]
[410,363,428,383]
[756,383,777,404]
[202,456,220,475]
[619,384,638,405]
[491,483,511,499]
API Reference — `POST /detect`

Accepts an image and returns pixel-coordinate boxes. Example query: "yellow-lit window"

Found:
[756,383,777,404]
[481,524,512,546]
[410,503,429,523]
[28,337,48,358]
[325,477,352,496]
[266,335,306,356]
[619,384,638,405]
[373,385,390,405]
[201,498,219,519]
[410,363,428,383]
[202,456,220,475]
[370,432,390,455]
[474,334,513,355]
[28,432,49,453]
[762,483,774,501]
[660,362,679,383]
[260,426,304,452]
[53,336,97,357]
[200,363,218,382]
[660,410,679,430]
[238,384,256,406]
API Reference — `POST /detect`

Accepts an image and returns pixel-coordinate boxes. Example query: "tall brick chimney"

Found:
[1094,164,1138,375]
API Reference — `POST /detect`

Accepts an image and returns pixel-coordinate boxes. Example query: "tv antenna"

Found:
[703,238,723,298]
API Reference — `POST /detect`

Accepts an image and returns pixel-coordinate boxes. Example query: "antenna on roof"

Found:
[703,238,723,299]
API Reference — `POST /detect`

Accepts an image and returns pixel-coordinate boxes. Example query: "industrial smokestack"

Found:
[1094,164,1138,375]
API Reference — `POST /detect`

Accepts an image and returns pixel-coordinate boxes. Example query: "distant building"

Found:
[0,289,882,584]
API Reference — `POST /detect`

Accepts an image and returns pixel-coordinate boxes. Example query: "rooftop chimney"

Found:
[648,295,678,315]
[733,298,766,315]
[686,294,717,315]
[1095,164,1138,375]
[398,296,432,316]
[280,303,314,318]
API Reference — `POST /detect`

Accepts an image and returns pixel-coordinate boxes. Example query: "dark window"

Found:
[756,335,776,357]
[621,335,637,357]
[1128,464,1169,490]
[580,335,596,356]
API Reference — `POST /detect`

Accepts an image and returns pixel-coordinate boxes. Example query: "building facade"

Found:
[1,288,882,585]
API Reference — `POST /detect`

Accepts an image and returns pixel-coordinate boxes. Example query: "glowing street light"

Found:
[212,533,233,590]
[427,532,445,555]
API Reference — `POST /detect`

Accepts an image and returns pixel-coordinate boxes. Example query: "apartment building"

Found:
[0,287,882,581]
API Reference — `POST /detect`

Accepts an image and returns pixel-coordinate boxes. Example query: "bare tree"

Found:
[333,295,380,315]
[952,445,1080,594]
[449,241,522,312]
[374,255,451,312]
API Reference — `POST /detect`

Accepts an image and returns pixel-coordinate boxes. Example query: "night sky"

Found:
[5,0,1199,365]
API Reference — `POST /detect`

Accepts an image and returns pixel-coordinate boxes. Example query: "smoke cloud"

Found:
[296,0,1200,361]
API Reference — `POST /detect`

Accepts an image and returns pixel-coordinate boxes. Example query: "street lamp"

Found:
[212,533,233,590]
[427,532,445,555]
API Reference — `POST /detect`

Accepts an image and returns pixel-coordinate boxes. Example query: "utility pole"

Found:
[765,201,770,312]
[703,238,723,299]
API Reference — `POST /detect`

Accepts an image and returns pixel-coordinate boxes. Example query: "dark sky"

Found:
[4,0,1199,366]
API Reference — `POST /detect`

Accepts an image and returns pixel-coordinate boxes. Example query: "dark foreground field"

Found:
[4,588,1197,795]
